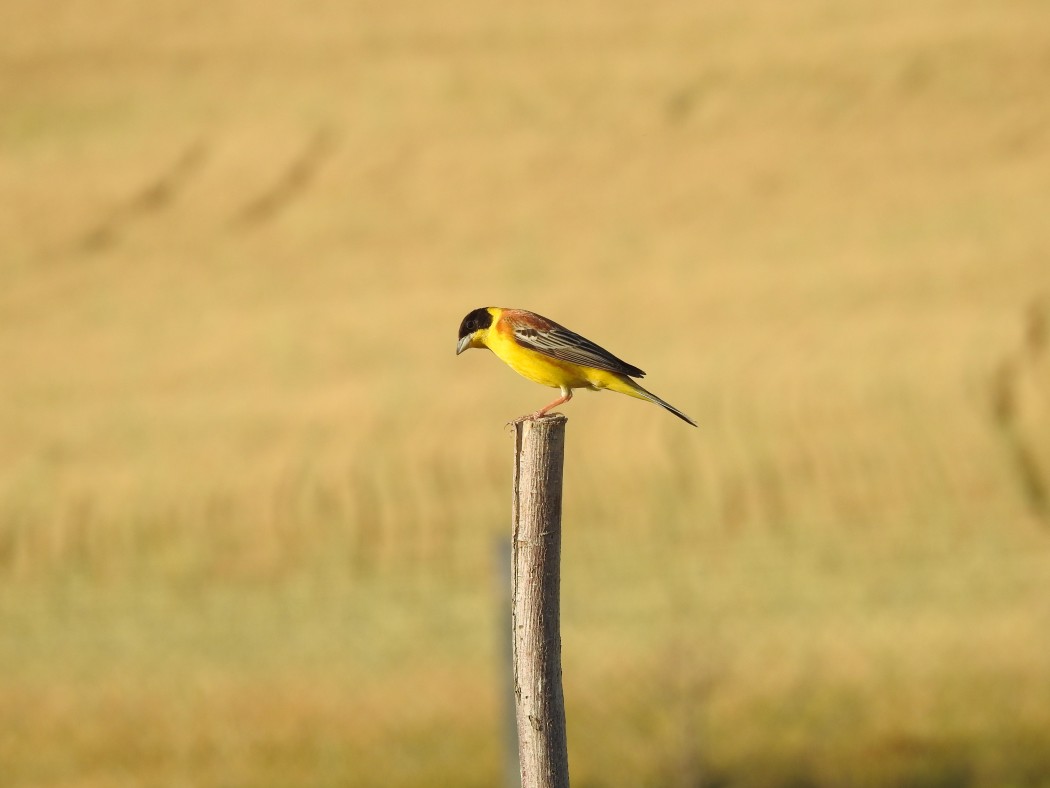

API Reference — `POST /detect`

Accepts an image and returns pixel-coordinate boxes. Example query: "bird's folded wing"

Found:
[512,321,646,378]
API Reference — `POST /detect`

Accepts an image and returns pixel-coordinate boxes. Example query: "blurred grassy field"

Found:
[3,0,1050,785]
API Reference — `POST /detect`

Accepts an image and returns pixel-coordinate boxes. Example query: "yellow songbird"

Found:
[456,307,696,426]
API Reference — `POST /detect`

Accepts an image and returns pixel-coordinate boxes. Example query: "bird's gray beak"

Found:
[456,335,472,355]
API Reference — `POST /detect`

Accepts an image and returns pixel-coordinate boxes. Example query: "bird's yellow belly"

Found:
[489,341,595,390]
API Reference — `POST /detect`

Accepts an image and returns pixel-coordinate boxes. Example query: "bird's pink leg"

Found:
[535,388,573,417]
[509,388,573,425]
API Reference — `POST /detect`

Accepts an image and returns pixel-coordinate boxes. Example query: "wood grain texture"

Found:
[512,414,570,788]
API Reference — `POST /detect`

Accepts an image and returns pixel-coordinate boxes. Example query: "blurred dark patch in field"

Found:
[78,140,209,253]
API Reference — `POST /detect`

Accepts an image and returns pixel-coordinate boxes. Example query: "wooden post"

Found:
[511,413,570,788]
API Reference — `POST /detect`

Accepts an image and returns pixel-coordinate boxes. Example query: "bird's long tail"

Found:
[607,376,697,427]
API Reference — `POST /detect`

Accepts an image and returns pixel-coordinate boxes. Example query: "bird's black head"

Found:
[456,307,494,355]
[458,307,494,340]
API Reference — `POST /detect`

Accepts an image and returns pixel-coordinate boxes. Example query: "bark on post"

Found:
[511,413,570,788]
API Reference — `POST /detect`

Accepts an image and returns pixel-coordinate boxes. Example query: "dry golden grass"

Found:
[3,0,1050,785]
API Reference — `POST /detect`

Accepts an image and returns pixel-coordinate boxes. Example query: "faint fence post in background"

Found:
[511,414,570,788]
[494,534,519,788]
[991,296,1050,525]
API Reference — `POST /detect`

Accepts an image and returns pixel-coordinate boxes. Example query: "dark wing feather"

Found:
[511,314,646,378]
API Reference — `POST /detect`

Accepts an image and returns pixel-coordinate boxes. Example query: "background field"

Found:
[3,0,1050,785]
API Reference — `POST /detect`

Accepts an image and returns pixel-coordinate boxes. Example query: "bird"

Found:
[456,307,697,426]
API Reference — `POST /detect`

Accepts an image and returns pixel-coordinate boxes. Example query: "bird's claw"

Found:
[505,411,560,429]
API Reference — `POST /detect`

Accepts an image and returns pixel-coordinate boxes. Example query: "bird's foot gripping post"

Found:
[507,389,574,427]
[511,413,571,788]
